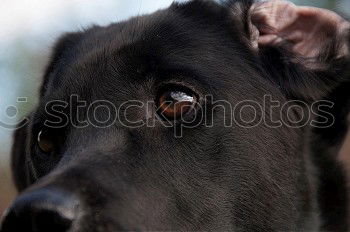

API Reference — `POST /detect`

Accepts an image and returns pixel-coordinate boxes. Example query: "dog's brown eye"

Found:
[37,130,54,153]
[157,89,197,120]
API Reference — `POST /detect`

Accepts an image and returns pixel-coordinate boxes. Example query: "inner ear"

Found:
[249,0,350,68]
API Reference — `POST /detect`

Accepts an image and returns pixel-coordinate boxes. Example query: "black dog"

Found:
[1,0,349,231]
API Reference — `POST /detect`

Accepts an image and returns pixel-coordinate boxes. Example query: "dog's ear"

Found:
[11,32,84,191]
[249,1,350,62]
[11,117,34,192]
[230,0,350,101]
[40,31,84,97]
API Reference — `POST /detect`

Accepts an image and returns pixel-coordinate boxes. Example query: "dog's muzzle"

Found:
[0,188,80,232]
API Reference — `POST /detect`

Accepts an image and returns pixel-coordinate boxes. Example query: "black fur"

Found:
[3,0,349,231]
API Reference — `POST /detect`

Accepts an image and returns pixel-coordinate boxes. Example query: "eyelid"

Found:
[156,81,202,101]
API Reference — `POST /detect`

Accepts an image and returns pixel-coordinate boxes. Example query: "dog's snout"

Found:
[0,189,80,232]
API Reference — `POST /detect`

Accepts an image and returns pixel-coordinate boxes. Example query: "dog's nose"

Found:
[0,189,79,232]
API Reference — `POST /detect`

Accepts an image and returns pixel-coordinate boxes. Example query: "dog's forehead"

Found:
[72,0,240,61]
[43,1,251,103]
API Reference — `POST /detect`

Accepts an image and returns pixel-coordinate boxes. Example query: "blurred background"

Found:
[0,0,349,215]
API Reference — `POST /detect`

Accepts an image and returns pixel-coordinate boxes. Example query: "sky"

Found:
[0,0,175,44]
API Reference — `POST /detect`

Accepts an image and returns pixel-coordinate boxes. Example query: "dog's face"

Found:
[2,1,349,231]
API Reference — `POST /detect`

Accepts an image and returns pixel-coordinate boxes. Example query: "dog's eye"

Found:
[37,130,54,153]
[157,87,198,120]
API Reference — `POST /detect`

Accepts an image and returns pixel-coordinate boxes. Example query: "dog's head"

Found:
[2,0,349,231]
